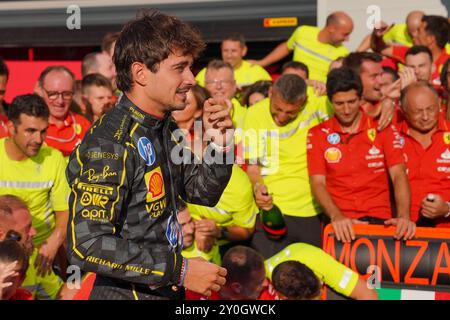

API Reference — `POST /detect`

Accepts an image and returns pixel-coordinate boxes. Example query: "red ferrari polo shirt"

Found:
[45,112,91,157]
[399,117,450,227]
[307,111,405,220]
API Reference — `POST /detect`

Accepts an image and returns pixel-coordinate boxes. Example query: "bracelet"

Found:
[178,258,188,287]
[210,141,232,154]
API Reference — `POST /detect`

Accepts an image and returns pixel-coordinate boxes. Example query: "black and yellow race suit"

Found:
[66,95,232,300]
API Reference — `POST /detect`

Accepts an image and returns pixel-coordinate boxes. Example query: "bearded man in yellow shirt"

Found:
[0,95,69,282]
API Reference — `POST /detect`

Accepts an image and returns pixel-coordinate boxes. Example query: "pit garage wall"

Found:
[317,0,449,52]
[0,0,316,46]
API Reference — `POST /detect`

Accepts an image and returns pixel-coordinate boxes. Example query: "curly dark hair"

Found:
[114,9,205,92]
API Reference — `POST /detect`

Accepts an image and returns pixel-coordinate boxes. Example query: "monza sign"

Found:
[323,225,450,288]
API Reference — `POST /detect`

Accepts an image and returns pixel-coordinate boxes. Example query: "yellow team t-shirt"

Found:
[383,23,413,46]
[287,25,349,83]
[265,243,359,297]
[231,98,247,131]
[196,60,272,88]
[184,164,258,264]
[243,88,332,217]
[22,248,64,300]
[383,23,450,54]
[0,138,70,246]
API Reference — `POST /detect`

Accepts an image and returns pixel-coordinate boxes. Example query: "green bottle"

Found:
[260,204,286,240]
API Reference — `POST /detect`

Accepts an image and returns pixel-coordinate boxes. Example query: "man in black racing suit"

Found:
[66,9,234,300]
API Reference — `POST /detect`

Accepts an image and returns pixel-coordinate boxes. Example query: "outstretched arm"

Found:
[251,42,291,68]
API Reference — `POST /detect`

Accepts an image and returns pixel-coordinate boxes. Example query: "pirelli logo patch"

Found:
[77,182,114,196]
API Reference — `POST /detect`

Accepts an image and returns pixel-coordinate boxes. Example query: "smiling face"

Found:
[40,70,74,121]
[329,18,354,46]
[270,90,305,127]
[221,40,246,69]
[360,60,383,103]
[205,67,237,100]
[144,49,197,114]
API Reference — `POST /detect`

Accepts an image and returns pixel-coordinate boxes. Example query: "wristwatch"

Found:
[219,227,230,240]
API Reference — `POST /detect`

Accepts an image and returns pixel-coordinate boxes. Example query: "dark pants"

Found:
[250,214,323,259]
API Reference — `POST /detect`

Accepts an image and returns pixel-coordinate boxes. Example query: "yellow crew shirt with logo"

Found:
[196,60,272,88]
[0,138,70,246]
[287,25,349,83]
[243,88,332,217]
[265,243,359,297]
[183,165,258,264]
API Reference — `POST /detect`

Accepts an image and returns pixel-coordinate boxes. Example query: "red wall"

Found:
[4,61,82,104]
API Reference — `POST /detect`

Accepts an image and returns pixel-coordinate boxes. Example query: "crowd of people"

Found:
[0,8,449,300]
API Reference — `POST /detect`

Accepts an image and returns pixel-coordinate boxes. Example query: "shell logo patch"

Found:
[444,132,450,145]
[145,167,165,202]
[324,147,342,163]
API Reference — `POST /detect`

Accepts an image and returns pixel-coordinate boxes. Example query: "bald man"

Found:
[398,82,450,228]
[252,12,353,82]
[358,11,424,52]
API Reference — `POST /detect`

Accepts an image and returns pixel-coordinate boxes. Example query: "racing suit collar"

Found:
[118,94,170,129]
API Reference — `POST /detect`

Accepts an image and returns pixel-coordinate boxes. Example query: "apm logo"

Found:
[66,5,81,30]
